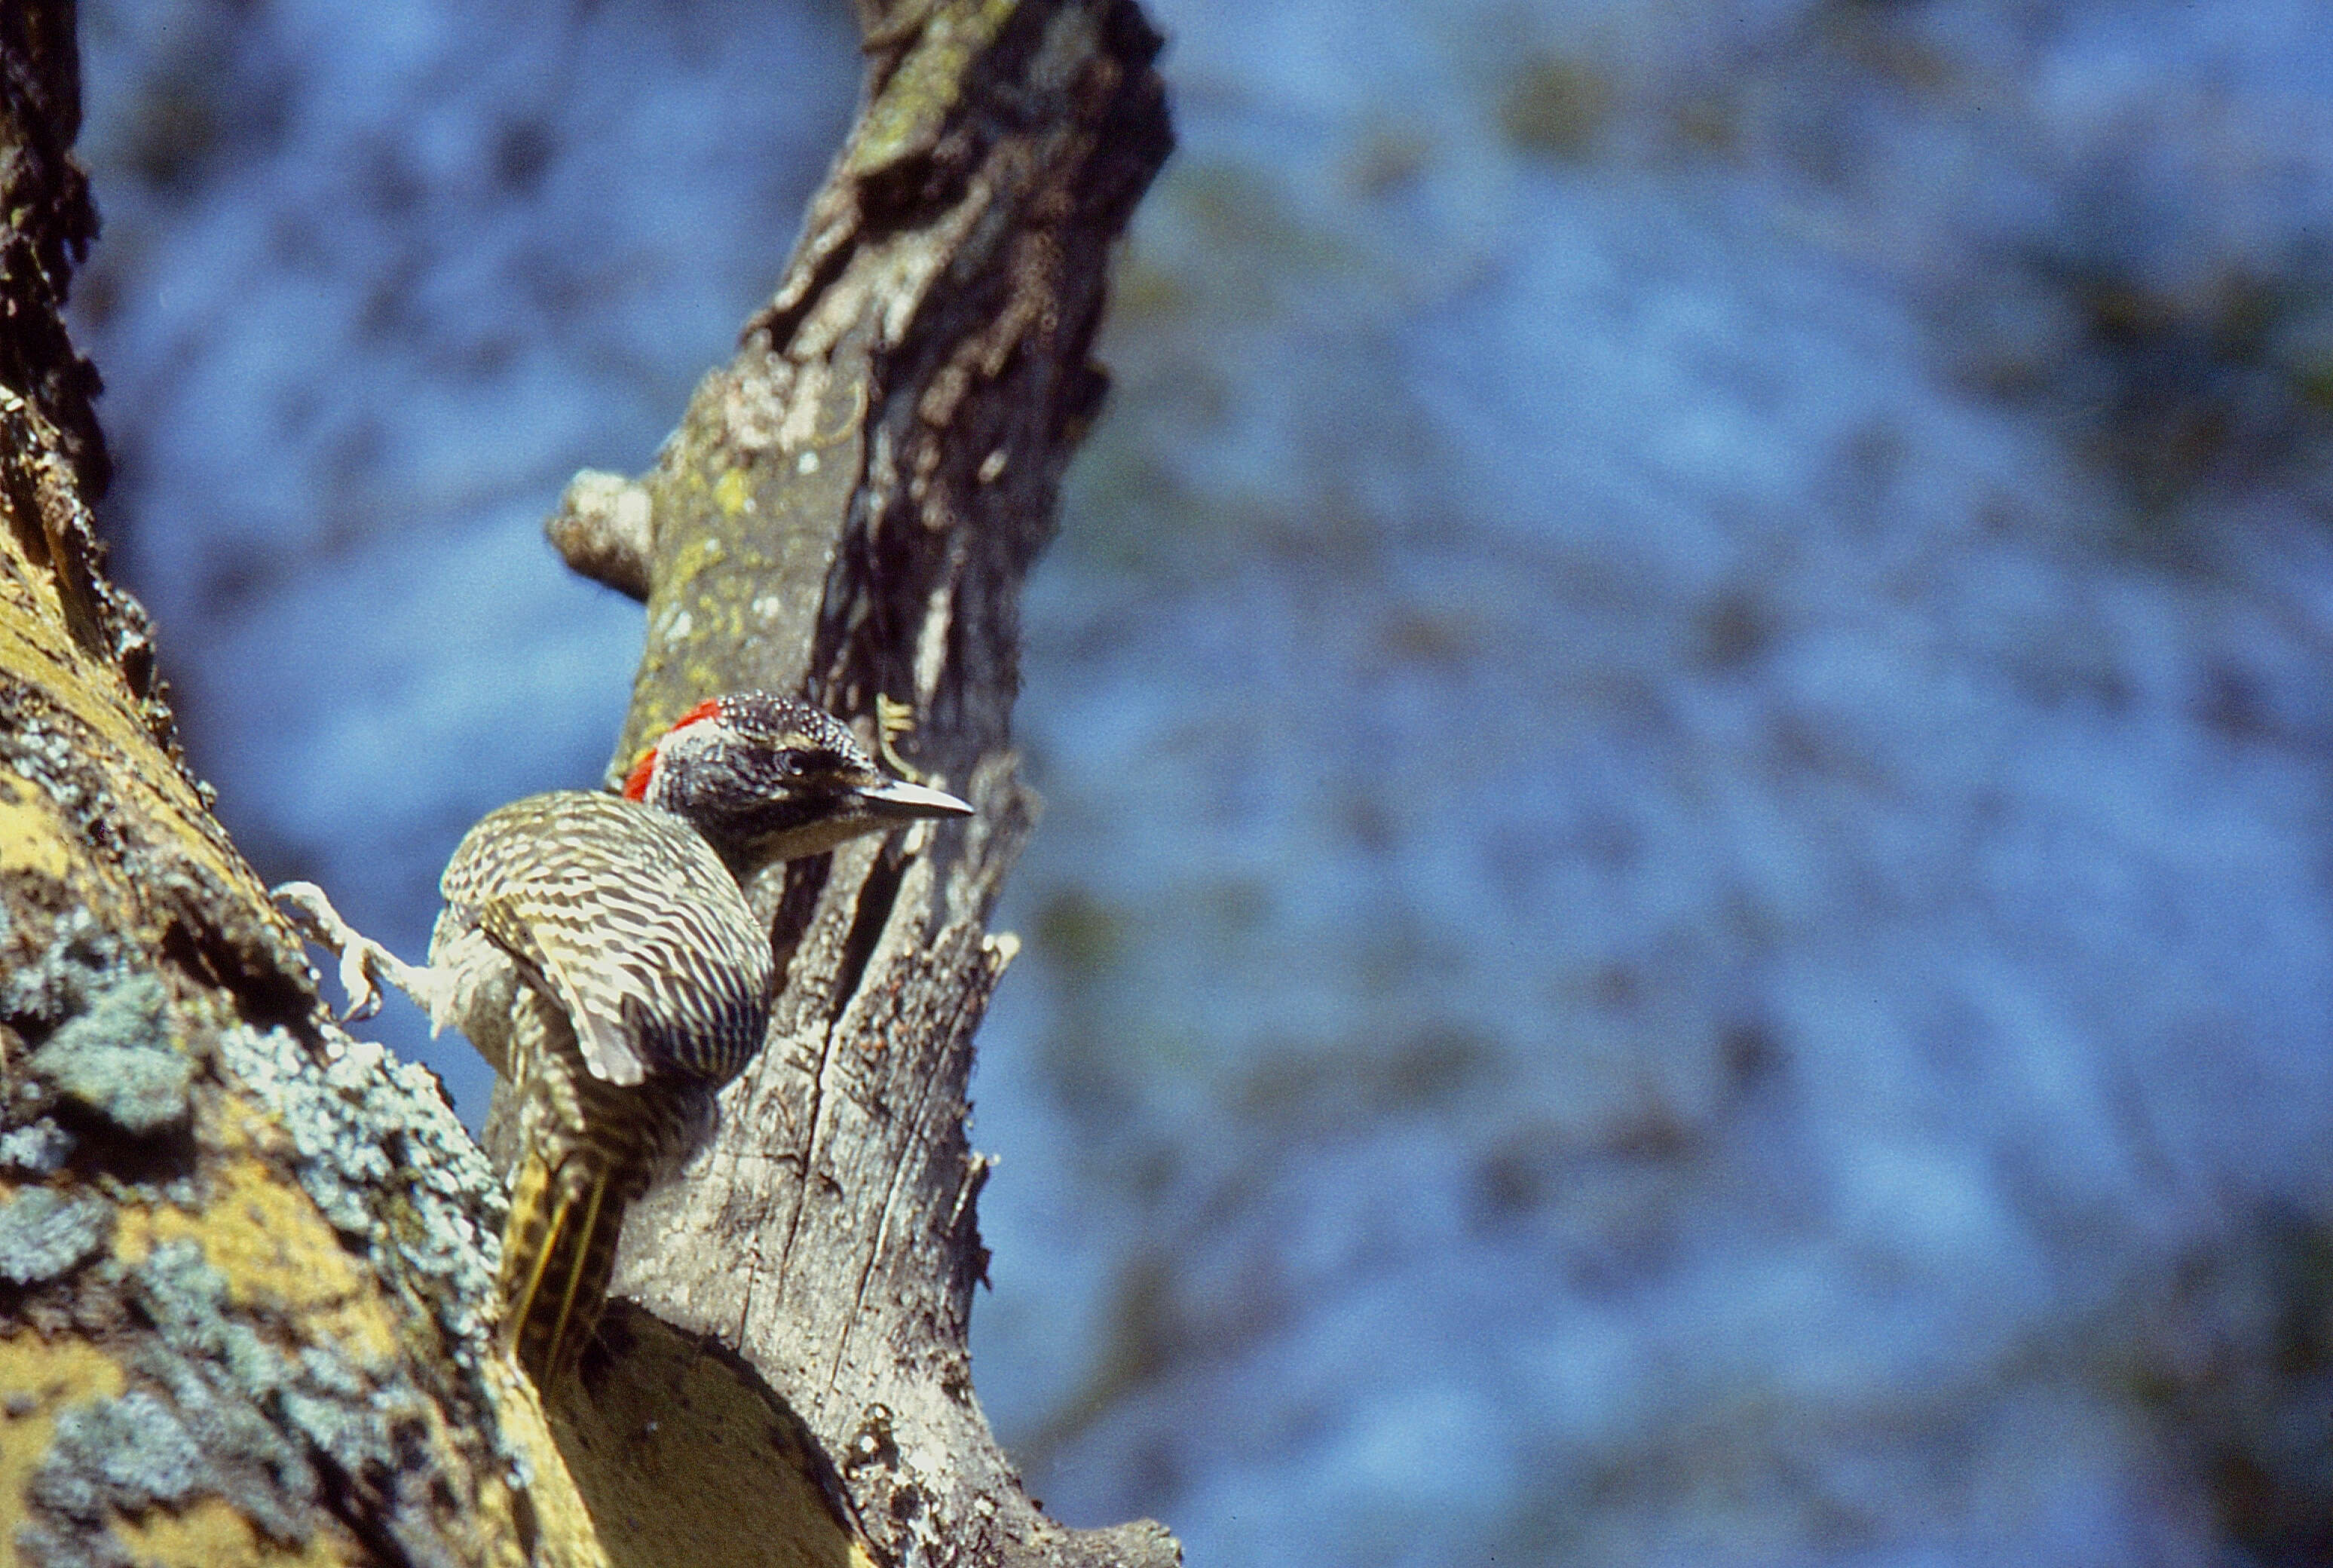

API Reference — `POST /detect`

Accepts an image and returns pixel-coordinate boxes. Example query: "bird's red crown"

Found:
[621,698,725,801]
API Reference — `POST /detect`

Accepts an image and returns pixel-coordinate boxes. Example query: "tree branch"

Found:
[0,0,1170,1563]
[0,11,605,1565]
[553,3,1175,1565]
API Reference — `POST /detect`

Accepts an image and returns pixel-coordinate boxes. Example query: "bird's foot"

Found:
[272,880,409,1022]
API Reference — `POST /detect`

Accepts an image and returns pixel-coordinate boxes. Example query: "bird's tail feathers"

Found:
[501,1145,637,1389]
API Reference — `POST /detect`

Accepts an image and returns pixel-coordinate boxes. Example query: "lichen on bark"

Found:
[1,0,1173,1563]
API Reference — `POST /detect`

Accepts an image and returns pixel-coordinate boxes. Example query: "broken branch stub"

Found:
[545,3,1177,1566]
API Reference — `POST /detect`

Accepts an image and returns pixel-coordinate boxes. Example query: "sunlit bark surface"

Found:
[0,2,1172,1564]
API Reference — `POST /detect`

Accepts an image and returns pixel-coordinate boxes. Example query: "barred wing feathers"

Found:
[438,792,773,1088]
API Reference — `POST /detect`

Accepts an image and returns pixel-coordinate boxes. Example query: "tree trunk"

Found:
[0,2,1173,1565]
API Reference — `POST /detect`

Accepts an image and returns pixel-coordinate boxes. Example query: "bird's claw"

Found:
[335,950,385,1023]
[272,880,390,1023]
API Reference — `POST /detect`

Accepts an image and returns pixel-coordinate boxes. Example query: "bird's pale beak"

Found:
[855,776,975,821]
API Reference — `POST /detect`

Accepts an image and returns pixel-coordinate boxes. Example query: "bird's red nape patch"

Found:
[669,697,724,731]
[623,699,724,800]
[620,748,658,801]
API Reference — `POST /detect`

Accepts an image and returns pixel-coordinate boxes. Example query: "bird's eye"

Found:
[775,749,810,777]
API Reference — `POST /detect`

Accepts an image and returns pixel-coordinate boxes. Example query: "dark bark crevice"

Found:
[2,0,1173,1563]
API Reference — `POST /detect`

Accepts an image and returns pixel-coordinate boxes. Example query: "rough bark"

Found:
[0,1,1171,1566]
[0,11,604,1566]
[550,4,1177,1566]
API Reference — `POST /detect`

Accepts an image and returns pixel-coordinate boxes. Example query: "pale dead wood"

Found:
[0,0,1171,1563]
[556,4,1176,1565]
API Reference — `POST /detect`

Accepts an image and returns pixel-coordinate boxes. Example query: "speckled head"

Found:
[622,691,972,870]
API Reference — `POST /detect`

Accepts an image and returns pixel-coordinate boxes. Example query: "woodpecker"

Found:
[277,692,972,1389]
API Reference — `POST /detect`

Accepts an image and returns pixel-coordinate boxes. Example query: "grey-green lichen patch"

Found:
[5,917,197,1145]
[29,972,193,1135]
[0,1185,113,1284]
[204,1021,549,1526]
[3,906,121,1031]
[4,943,524,1560]
[0,838,529,1557]
[127,1242,326,1540]
[20,1241,332,1560]
[36,1389,206,1515]
[210,1019,518,1475]
[213,1023,503,1300]
[19,1228,489,1565]
[0,1116,76,1174]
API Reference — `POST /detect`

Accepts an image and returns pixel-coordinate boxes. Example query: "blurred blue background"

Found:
[66,0,2333,1563]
